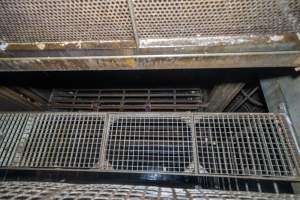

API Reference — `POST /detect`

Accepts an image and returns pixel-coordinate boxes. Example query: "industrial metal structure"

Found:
[0,0,299,71]
[0,0,300,198]
[0,112,299,180]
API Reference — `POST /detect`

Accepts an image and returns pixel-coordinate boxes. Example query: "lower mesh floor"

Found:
[0,112,299,179]
[0,182,299,200]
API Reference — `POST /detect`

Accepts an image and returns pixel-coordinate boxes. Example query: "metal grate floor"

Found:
[0,112,299,180]
[19,113,106,168]
[0,182,299,200]
[0,113,29,167]
[49,88,207,112]
[195,114,298,177]
[104,114,194,173]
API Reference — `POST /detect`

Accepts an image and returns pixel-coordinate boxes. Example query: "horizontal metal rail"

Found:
[0,112,299,180]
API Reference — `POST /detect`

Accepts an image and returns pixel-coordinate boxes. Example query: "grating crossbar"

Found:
[0,112,298,179]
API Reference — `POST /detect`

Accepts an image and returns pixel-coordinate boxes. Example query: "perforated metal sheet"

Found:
[0,0,299,43]
[194,114,299,177]
[0,0,134,43]
[0,112,299,180]
[19,113,106,168]
[133,0,300,39]
[103,113,195,173]
[0,182,299,200]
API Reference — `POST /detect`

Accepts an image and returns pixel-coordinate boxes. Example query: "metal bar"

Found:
[127,0,140,47]
[1,51,300,71]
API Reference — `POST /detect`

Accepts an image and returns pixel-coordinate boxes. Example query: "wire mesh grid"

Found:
[0,113,29,167]
[0,112,299,179]
[1,182,300,200]
[103,113,195,174]
[19,113,106,168]
[194,113,299,177]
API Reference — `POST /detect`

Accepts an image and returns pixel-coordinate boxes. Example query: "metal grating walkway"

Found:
[194,114,298,177]
[19,113,106,168]
[0,112,299,180]
[104,114,194,173]
[0,182,299,200]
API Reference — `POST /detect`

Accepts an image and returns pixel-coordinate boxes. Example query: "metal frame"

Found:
[0,50,300,71]
[49,88,208,112]
[0,112,299,180]
[0,0,299,71]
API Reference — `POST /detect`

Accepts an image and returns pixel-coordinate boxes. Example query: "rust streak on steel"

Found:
[0,51,299,71]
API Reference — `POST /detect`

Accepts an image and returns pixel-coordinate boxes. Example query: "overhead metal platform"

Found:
[0,0,300,71]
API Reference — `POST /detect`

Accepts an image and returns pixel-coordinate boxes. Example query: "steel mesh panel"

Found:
[19,113,106,168]
[104,114,194,174]
[49,88,207,112]
[0,182,299,200]
[0,113,28,167]
[0,0,134,43]
[133,0,300,39]
[194,114,299,177]
[0,112,298,179]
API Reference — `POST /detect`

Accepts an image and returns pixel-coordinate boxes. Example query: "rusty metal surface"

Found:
[0,1,299,71]
[0,51,299,71]
[49,88,208,112]
[0,182,299,200]
[0,87,45,111]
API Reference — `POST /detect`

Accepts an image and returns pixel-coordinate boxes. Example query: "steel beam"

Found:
[207,83,245,112]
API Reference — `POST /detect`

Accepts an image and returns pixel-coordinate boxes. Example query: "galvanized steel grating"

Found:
[0,112,299,180]
[19,113,106,168]
[103,113,194,173]
[0,113,29,167]
[0,0,299,43]
[1,182,299,200]
[194,114,299,177]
